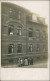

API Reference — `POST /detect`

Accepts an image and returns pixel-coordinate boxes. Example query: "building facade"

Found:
[1,2,48,66]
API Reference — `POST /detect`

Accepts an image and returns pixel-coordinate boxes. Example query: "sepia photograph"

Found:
[0,0,49,81]
[1,1,48,68]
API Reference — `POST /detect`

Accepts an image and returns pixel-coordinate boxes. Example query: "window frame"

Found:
[17,26,22,36]
[8,44,14,54]
[29,44,33,52]
[8,25,14,35]
[29,28,33,37]
[36,44,40,52]
[36,29,40,38]
[17,44,22,53]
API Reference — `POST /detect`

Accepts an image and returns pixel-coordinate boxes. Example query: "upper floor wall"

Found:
[1,2,30,26]
[1,2,48,41]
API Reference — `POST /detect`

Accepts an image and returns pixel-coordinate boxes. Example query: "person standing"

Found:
[18,58,21,67]
[30,58,32,65]
[30,58,33,65]
[28,58,30,65]
[20,59,23,67]
[24,58,28,66]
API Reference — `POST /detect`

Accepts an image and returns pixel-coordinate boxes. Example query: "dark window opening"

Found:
[36,29,40,38]
[9,44,14,53]
[17,27,21,36]
[17,44,22,53]
[29,28,33,37]
[29,44,33,52]
[36,44,40,52]
[8,25,14,35]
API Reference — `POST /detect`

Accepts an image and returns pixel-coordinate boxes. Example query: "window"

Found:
[29,28,33,37]
[8,25,14,35]
[17,27,21,36]
[9,8,13,18]
[36,29,40,38]
[9,44,14,53]
[32,15,37,22]
[43,45,46,52]
[43,31,47,38]
[17,44,22,53]
[36,44,39,52]
[29,44,33,52]
[10,8,12,13]
[38,17,45,24]
[18,11,21,19]
[33,31,36,37]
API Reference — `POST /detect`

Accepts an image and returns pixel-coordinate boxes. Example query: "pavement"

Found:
[2,60,48,68]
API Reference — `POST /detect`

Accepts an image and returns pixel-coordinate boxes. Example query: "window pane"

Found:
[36,29,40,38]
[18,11,21,19]
[8,25,14,35]
[17,27,21,36]
[29,28,33,37]
[36,44,39,52]
[17,29,19,35]
[19,30,21,35]
[43,45,46,52]
[29,44,33,52]
[17,44,22,53]
[9,44,14,53]
[43,31,47,38]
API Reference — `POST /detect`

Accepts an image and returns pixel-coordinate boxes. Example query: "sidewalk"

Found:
[2,59,48,68]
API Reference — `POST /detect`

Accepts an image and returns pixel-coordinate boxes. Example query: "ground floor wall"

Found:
[1,52,48,66]
[1,40,48,66]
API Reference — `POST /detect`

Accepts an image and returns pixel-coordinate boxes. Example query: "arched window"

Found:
[17,26,22,36]
[8,25,14,35]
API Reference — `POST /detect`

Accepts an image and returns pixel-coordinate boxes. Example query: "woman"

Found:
[24,58,28,66]
[20,59,23,67]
